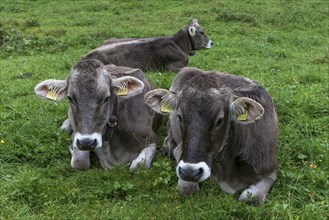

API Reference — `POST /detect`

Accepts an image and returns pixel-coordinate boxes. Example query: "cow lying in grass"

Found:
[82,19,213,72]
[35,59,160,171]
[145,67,278,205]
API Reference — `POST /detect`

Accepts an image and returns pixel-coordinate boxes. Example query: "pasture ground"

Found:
[0,1,328,219]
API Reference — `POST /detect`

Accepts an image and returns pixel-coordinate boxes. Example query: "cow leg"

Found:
[161,131,176,157]
[161,118,181,158]
[60,119,73,134]
[219,181,240,194]
[238,171,277,205]
[164,51,188,73]
[93,145,114,170]
[129,143,157,172]
[165,62,185,73]
[178,179,200,195]
[70,145,90,170]
[173,143,183,163]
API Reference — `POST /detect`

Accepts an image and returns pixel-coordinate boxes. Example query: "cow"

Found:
[35,59,160,171]
[81,19,213,73]
[144,67,278,205]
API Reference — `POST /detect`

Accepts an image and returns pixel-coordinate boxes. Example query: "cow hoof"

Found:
[178,179,200,195]
[130,160,142,172]
[129,145,156,172]
[238,187,266,205]
[129,158,150,172]
[160,147,170,156]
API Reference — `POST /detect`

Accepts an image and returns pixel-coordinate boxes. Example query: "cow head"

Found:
[187,19,213,50]
[35,59,144,151]
[145,69,264,184]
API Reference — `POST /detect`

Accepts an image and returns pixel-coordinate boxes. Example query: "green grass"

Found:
[1,0,328,219]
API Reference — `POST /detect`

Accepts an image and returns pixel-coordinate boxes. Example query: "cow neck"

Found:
[187,30,196,54]
[173,29,194,56]
[103,95,118,141]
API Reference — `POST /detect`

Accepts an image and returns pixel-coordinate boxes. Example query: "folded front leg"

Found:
[238,172,277,205]
[60,119,73,134]
[129,143,157,172]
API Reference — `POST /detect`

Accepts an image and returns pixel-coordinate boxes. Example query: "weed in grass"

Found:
[24,19,40,28]
[310,52,329,65]
[217,11,257,25]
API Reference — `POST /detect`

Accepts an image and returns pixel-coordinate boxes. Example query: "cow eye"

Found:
[102,96,110,105]
[216,117,224,127]
[200,31,204,35]
[67,96,76,105]
[177,114,183,123]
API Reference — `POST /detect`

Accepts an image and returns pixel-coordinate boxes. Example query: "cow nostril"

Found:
[196,168,204,179]
[178,167,185,178]
[77,139,97,150]
[211,41,214,46]
[90,139,97,148]
[178,166,204,182]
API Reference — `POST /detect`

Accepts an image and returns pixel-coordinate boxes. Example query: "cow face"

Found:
[35,60,144,151]
[187,19,213,50]
[145,82,264,183]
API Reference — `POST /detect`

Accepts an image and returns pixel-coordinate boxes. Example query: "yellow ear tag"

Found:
[237,112,248,121]
[46,89,58,100]
[160,102,173,113]
[117,84,129,96]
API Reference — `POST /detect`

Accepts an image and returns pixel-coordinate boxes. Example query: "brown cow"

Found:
[81,19,213,73]
[145,67,278,205]
[35,59,160,171]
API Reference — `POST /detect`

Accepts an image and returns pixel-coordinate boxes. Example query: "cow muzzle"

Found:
[73,132,102,151]
[176,160,211,182]
[206,40,213,49]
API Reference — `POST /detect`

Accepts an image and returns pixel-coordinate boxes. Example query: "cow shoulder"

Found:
[161,37,188,59]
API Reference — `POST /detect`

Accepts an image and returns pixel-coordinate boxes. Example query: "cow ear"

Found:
[190,18,199,25]
[189,26,196,36]
[34,79,67,101]
[112,76,144,98]
[144,89,177,115]
[230,97,264,123]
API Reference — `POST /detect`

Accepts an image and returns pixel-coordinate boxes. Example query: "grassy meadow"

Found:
[0,0,328,219]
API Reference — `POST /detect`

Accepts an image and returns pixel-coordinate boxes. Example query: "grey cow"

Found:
[35,59,160,171]
[82,19,213,73]
[145,67,278,205]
